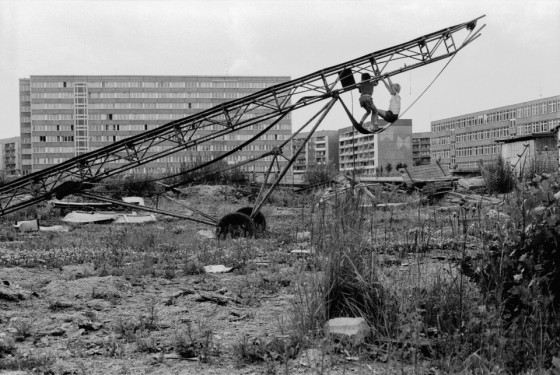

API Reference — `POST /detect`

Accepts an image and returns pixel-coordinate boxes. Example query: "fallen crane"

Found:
[0,16,485,238]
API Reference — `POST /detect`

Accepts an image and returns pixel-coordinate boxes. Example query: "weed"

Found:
[183,259,205,275]
[173,320,219,362]
[0,351,55,372]
[0,333,16,355]
[232,334,302,368]
[231,336,271,364]
[113,317,139,343]
[10,318,34,341]
[484,156,516,194]
[105,334,124,357]
[135,332,161,353]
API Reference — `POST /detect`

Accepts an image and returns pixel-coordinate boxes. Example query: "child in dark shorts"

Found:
[357,73,379,130]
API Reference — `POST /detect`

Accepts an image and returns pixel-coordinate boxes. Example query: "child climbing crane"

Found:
[376,75,401,126]
[357,73,379,130]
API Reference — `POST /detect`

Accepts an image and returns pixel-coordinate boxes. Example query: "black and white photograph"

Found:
[0,0,559,374]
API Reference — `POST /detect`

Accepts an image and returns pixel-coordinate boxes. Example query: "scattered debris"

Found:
[49,299,76,310]
[398,161,458,197]
[229,311,249,322]
[0,281,34,301]
[61,211,157,224]
[40,225,71,232]
[52,200,115,215]
[62,211,119,224]
[447,192,502,206]
[457,176,486,191]
[203,265,233,274]
[290,249,313,256]
[13,219,39,232]
[194,291,238,305]
[318,173,377,207]
[325,317,370,345]
[122,196,145,206]
[113,213,156,224]
[197,229,216,239]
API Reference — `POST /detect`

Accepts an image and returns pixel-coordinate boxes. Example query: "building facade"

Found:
[430,95,560,173]
[292,130,339,176]
[338,119,412,176]
[412,131,431,166]
[19,75,292,175]
[0,137,21,176]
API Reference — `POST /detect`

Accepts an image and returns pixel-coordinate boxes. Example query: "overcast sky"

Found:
[1,0,559,140]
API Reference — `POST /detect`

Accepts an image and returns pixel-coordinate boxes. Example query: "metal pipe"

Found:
[251,97,338,217]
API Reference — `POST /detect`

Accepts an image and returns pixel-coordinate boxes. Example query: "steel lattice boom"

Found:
[0,16,485,216]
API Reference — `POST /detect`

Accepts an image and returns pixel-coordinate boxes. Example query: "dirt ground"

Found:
[0,187,460,375]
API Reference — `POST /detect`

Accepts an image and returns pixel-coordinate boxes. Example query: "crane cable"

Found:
[398,46,460,118]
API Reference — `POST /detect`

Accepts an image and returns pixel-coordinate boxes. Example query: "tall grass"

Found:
[290,176,560,373]
[484,156,516,194]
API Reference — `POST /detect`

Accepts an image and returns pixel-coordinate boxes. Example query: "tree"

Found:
[385,163,393,176]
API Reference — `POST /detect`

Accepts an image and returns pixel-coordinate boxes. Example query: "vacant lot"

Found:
[0,181,559,374]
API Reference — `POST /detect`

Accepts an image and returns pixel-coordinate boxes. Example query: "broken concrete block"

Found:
[203,265,233,273]
[122,196,145,206]
[325,317,370,345]
[13,219,39,232]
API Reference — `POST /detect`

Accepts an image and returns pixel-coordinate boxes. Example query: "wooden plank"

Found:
[435,160,447,175]
[399,162,458,184]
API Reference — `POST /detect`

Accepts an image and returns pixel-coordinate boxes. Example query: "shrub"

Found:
[464,172,560,372]
[169,152,248,186]
[484,156,516,194]
[303,163,338,187]
[385,163,393,176]
[99,174,164,198]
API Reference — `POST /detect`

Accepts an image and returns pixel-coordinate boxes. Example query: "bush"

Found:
[99,174,164,198]
[465,171,560,372]
[169,152,247,186]
[484,156,516,194]
[303,163,338,187]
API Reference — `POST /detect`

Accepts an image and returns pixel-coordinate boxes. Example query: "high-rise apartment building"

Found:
[430,95,560,173]
[0,137,21,176]
[412,131,431,166]
[19,75,292,175]
[292,130,339,176]
[338,119,412,176]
